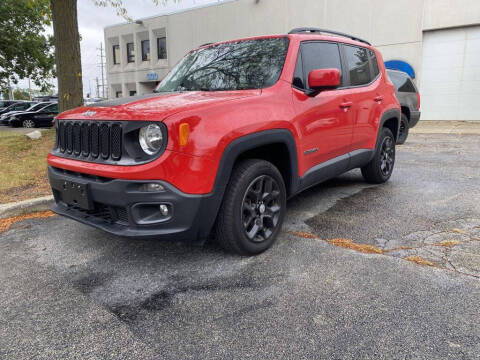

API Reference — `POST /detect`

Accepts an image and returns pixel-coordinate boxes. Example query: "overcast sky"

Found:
[19,0,223,97]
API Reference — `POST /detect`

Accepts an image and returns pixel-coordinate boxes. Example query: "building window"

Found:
[141,40,150,61]
[115,91,122,98]
[113,45,120,65]
[129,90,137,96]
[126,42,135,63]
[157,37,167,59]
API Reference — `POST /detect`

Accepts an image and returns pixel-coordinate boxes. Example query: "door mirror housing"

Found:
[307,68,341,93]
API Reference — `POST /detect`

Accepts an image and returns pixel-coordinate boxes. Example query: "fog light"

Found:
[139,183,165,192]
[159,204,169,216]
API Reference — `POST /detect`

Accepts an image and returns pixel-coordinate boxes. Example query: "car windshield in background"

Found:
[155,37,289,92]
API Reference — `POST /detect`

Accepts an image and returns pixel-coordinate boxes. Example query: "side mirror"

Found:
[307,68,341,91]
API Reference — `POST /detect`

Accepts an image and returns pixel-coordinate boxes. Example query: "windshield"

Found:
[155,37,289,92]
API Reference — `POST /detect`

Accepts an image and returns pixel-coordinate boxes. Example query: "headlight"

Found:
[139,124,164,155]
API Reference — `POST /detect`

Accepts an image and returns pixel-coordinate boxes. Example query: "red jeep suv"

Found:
[48,28,400,255]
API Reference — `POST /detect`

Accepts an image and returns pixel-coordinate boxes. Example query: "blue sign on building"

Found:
[384,60,416,79]
[147,72,158,81]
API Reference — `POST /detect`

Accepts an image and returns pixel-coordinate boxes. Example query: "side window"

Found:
[295,42,342,90]
[399,78,416,93]
[46,104,58,112]
[343,45,372,86]
[292,50,305,89]
[369,50,380,77]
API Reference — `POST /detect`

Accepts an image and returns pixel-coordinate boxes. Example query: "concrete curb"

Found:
[0,196,54,219]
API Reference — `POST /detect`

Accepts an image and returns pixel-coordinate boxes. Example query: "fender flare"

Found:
[196,129,299,239]
[378,108,401,142]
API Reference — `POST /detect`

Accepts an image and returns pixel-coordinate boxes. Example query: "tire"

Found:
[22,119,35,128]
[215,159,287,256]
[361,127,395,184]
[396,114,409,145]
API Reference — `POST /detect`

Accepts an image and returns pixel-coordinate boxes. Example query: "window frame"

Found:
[126,42,135,63]
[292,40,347,92]
[112,44,120,65]
[339,43,380,89]
[157,37,167,60]
[141,40,150,62]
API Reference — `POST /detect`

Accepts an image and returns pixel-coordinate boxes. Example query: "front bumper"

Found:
[48,166,213,241]
[409,110,421,128]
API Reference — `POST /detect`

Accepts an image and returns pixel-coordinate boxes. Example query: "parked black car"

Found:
[0,100,19,110]
[0,101,36,116]
[387,69,421,144]
[9,103,58,128]
[0,102,53,125]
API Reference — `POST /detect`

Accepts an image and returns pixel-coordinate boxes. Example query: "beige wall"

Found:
[105,0,480,97]
[423,0,480,30]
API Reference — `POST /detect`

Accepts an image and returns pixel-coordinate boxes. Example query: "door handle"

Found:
[374,95,384,103]
[339,101,353,109]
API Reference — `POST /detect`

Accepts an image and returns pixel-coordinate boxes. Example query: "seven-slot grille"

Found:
[57,121,122,161]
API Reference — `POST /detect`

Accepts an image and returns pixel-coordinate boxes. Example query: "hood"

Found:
[58,90,261,121]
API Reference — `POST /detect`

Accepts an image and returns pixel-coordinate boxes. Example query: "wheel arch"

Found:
[196,129,299,240]
[379,109,401,142]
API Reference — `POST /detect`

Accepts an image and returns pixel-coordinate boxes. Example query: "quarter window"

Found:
[113,45,120,65]
[369,50,380,77]
[343,45,372,86]
[295,42,342,90]
[157,37,167,59]
[141,40,150,61]
[126,42,135,63]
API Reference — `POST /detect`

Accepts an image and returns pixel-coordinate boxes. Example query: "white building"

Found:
[105,0,480,120]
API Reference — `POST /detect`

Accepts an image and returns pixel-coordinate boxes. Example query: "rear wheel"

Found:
[361,127,395,184]
[397,114,409,145]
[22,119,35,128]
[215,159,286,256]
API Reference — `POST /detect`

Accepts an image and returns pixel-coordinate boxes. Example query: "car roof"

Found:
[194,30,374,52]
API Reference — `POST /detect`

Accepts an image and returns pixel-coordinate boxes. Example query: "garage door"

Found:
[420,26,480,120]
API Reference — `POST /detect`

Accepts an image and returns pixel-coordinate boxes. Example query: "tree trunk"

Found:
[50,0,83,112]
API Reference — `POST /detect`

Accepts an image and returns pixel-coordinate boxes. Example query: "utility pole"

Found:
[97,42,106,99]
[95,77,100,98]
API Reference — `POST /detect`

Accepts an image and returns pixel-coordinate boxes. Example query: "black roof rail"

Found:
[288,28,371,46]
[200,42,214,47]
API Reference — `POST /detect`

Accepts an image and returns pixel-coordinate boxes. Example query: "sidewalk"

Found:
[411,121,480,135]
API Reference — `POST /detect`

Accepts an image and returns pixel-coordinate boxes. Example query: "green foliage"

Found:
[0,0,55,93]
[13,88,31,100]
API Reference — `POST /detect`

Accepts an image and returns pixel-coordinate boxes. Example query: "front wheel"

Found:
[361,127,396,184]
[22,119,35,128]
[215,159,286,256]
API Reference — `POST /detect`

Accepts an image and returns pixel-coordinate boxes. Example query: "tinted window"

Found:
[14,103,30,110]
[45,104,58,112]
[299,42,342,89]
[387,71,416,92]
[292,50,305,89]
[113,45,120,65]
[155,38,289,92]
[157,37,167,59]
[344,45,372,86]
[369,50,380,77]
[141,40,150,61]
[126,42,135,63]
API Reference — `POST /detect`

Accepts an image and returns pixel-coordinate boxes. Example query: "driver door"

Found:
[291,41,354,175]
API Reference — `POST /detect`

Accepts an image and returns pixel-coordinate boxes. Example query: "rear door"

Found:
[291,41,354,175]
[341,45,381,150]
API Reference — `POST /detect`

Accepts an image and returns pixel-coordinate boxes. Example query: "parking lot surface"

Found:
[0,132,479,359]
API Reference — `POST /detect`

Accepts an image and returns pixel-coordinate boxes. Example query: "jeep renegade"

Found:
[48,28,400,255]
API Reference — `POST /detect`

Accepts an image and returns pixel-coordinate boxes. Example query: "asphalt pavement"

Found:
[0,131,479,359]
